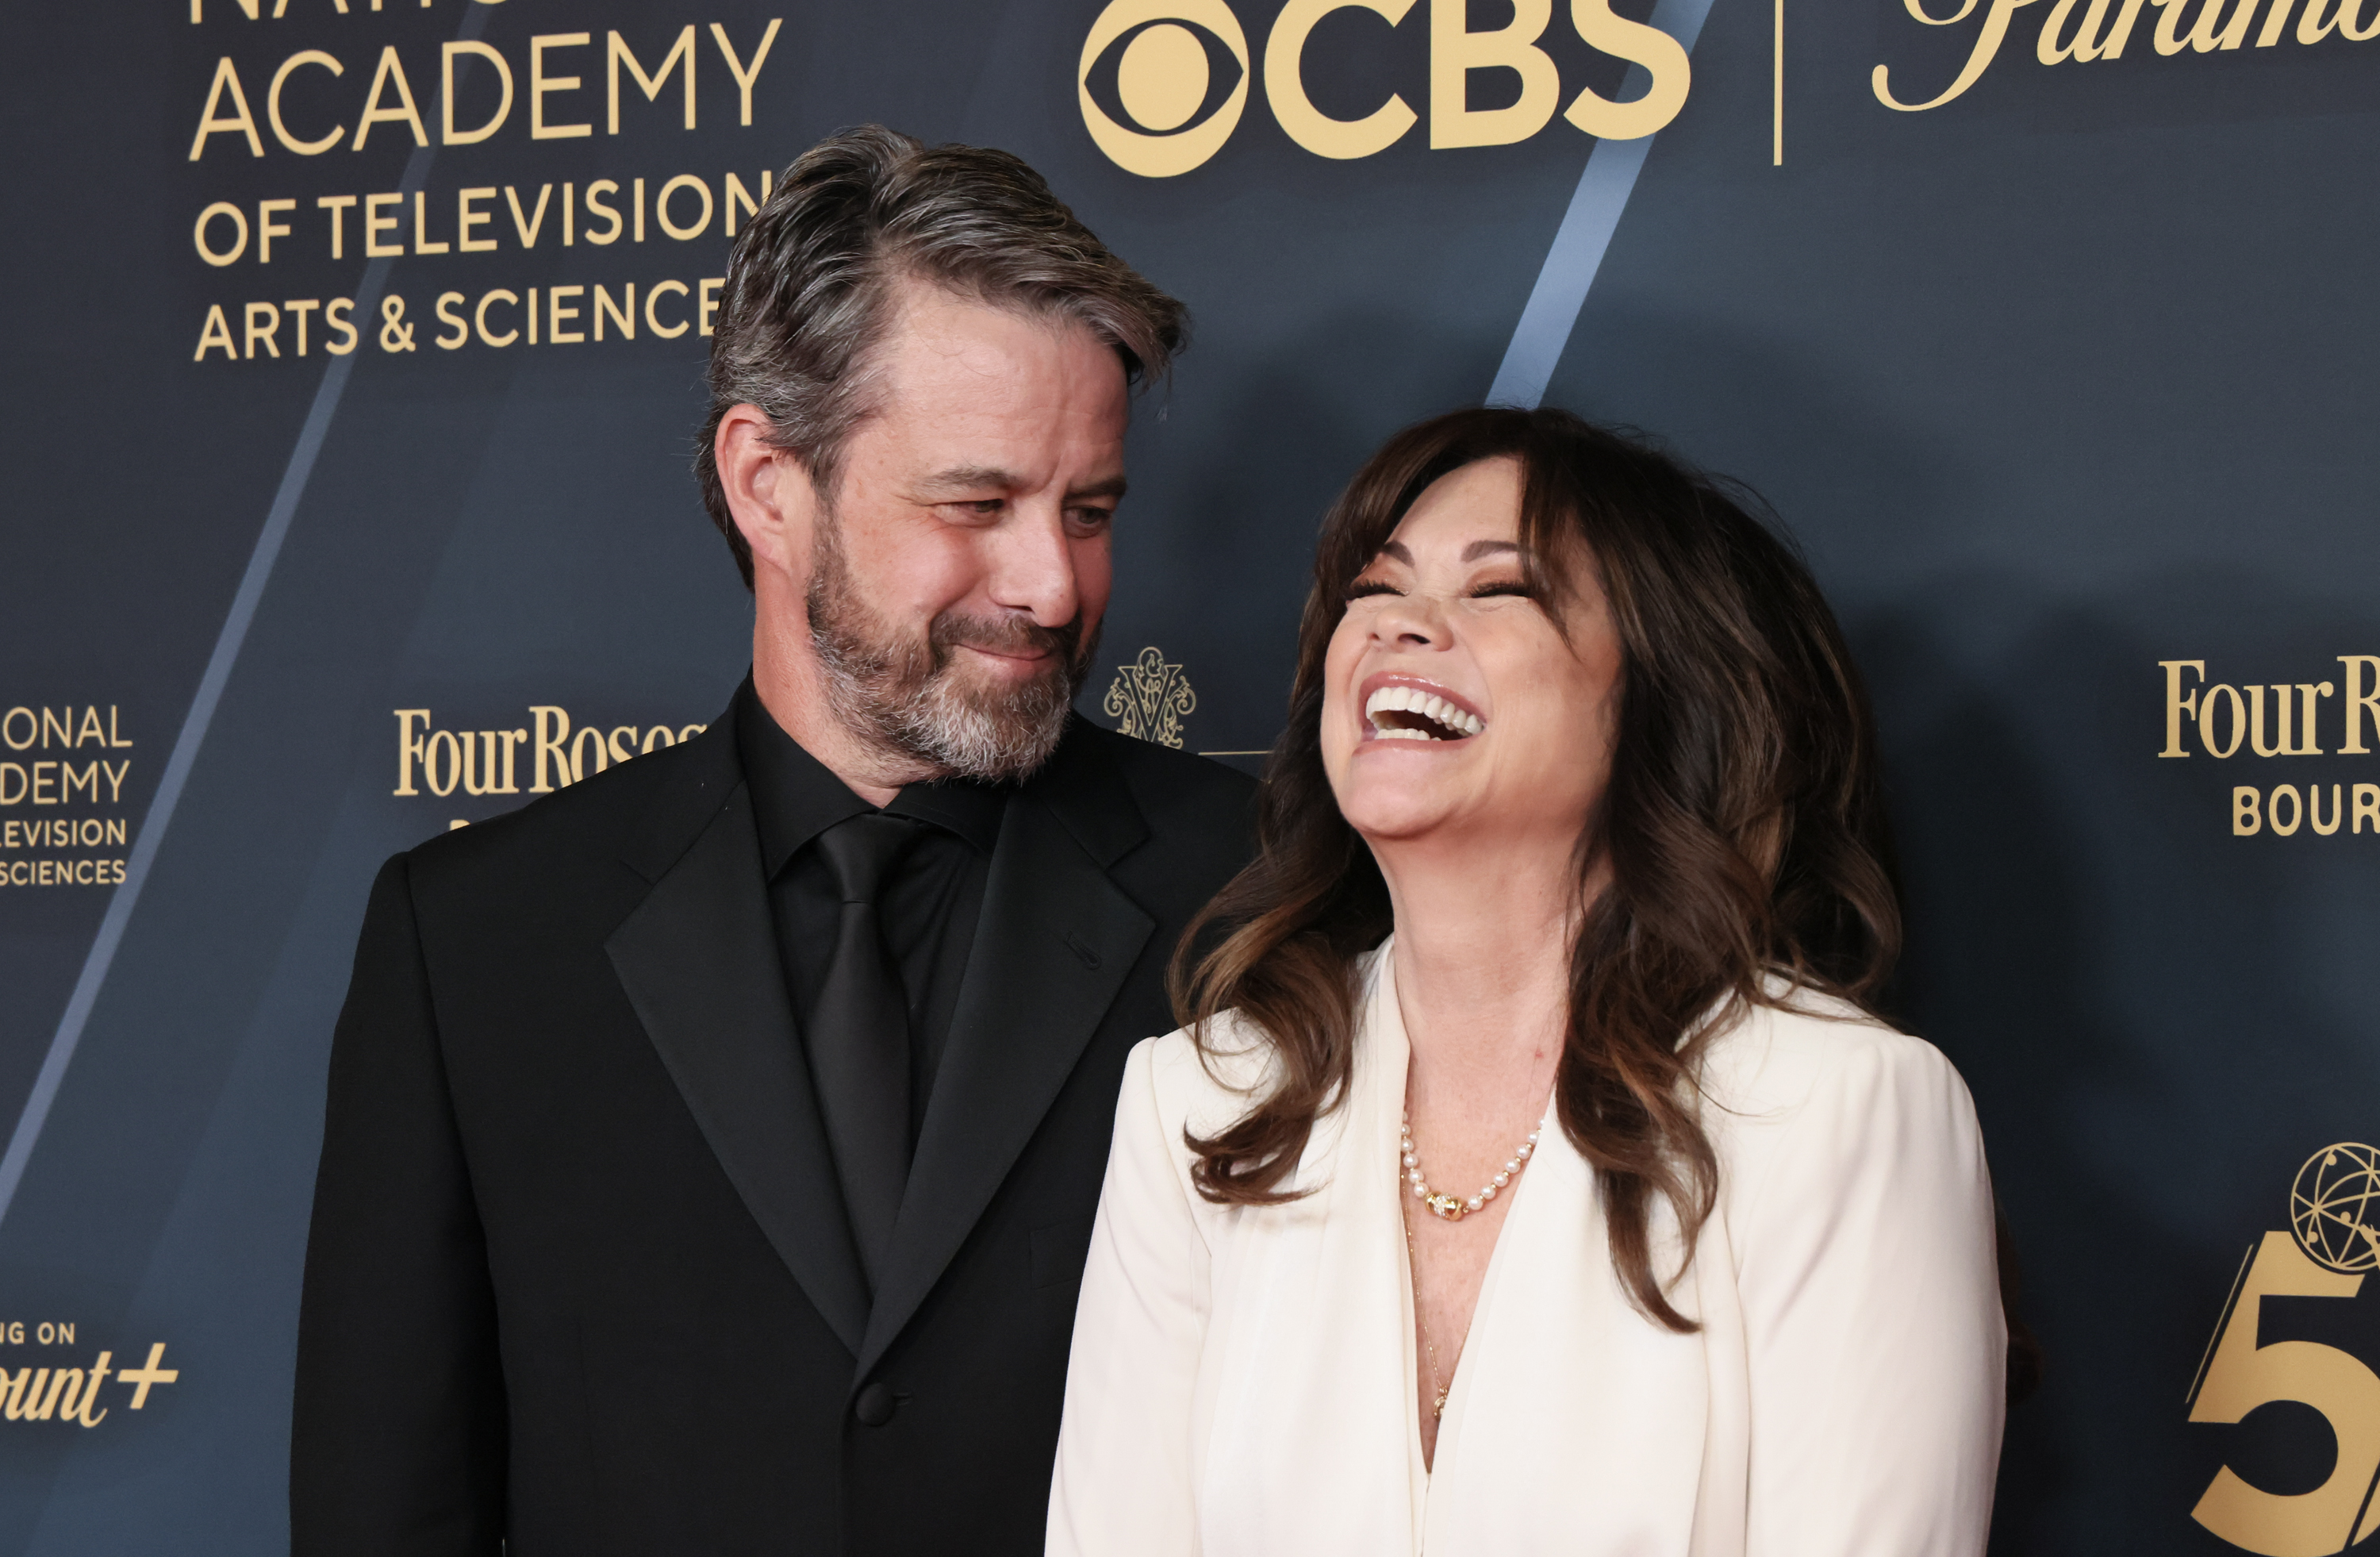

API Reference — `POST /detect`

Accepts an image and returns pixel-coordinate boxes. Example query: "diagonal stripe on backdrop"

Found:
[0,5,497,1233]
[1488,0,1719,411]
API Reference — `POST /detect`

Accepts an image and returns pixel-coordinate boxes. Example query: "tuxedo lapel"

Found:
[857,733,1154,1377]
[605,774,872,1356]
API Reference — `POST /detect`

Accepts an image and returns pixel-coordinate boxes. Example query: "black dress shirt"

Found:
[733,682,1008,1144]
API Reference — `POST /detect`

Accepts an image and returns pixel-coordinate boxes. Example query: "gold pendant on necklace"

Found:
[1399,1110,1541,1221]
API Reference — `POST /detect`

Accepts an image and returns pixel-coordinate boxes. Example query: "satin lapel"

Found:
[605,781,871,1355]
[855,789,1154,1376]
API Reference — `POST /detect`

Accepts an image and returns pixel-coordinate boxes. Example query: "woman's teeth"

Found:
[1363,685,1484,741]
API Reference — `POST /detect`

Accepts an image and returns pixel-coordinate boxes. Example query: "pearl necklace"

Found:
[1399,1110,1540,1221]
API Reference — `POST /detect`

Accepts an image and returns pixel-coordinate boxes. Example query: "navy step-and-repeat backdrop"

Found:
[4,0,2378,1550]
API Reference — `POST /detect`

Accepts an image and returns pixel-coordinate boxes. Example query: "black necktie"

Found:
[809,813,916,1290]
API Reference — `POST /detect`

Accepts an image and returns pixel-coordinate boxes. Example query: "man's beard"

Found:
[805,515,1096,785]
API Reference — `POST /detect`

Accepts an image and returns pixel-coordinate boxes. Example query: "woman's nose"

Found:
[1372,593,1449,649]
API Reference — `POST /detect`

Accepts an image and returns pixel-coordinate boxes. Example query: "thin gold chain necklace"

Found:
[1399,1204,1456,1421]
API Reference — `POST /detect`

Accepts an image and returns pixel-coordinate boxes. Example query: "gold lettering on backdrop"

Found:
[190,56,265,160]
[2233,786,2261,834]
[35,1370,82,1423]
[423,729,461,798]
[1883,0,2380,112]
[532,33,595,141]
[201,272,731,361]
[0,707,131,754]
[2149,0,2266,52]
[2160,659,2206,756]
[2154,661,2380,837]
[393,709,430,795]
[269,49,344,154]
[443,43,511,146]
[72,1354,108,1428]
[2225,783,2380,840]
[1874,0,2039,110]
[2267,782,2303,835]
[1268,0,1422,160]
[1430,0,1564,148]
[351,46,430,152]
[115,1344,176,1412]
[721,171,771,236]
[0,1348,118,1427]
[0,706,136,890]
[2202,683,2248,757]
[187,25,785,184]
[2288,0,2380,43]
[607,26,697,135]
[2298,684,2332,752]
[568,725,608,783]
[0,1332,181,1428]
[1563,0,1694,138]
[2309,783,2342,834]
[2038,0,2153,58]
[2338,656,2380,752]
[711,20,785,127]
[400,707,706,802]
[1077,0,1695,172]
[531,706,570,793]
[1104,648,1199,748]
[2249,685,2291,757]
[2190,1148,2380,1555]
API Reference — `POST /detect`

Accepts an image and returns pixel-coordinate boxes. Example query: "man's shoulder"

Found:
[1052,718,1255,829]
[400,723,734,906]
[1025,720,1256,908]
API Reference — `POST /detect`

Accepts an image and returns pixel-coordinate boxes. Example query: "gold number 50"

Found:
[2192,1232,2380,1555]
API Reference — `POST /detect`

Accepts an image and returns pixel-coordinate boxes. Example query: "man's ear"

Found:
[715,405,819,582]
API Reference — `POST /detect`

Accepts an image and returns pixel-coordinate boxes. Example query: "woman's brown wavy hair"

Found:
[1170,406,1901,1332]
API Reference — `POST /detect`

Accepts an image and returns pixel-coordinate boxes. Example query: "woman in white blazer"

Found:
[1049,408,2009,1556]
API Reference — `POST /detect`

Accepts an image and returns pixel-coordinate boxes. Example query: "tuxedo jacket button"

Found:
[854,1383,898,1427]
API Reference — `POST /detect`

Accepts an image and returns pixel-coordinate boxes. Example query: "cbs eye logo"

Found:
[1077,0,1694,178]
[1078,0,1253,179]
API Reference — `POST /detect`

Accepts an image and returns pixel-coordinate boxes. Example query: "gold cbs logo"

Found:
[1076,0,1692,177]
[2190,1144,2380,1556]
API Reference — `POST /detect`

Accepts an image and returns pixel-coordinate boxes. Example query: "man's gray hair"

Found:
[696,125,1189,587]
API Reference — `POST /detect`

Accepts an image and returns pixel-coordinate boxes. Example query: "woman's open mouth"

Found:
[1363,684,1485,742]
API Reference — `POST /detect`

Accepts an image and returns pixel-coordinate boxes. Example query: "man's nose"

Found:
[983,503,1083,628]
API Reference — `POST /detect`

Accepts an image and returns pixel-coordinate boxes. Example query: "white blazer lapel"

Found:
[1408,964,1715,1555]
[1197,950,1420,1557]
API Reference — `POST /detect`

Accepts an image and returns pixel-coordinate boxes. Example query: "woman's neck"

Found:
[1374,828,1591,1080]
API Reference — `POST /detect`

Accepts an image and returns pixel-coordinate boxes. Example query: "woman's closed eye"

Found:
[1345,578,1534,605]
[1467,579,1532,599]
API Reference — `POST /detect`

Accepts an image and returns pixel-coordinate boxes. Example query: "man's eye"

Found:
[1067,507,1115,529]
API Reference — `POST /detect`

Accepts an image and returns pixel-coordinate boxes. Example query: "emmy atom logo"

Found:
[2190,1144,2380,1555]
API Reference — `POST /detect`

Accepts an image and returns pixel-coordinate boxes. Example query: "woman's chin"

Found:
[1336,781,1467,844]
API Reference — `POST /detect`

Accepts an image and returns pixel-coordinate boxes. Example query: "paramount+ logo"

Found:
[1076,0,1692,176]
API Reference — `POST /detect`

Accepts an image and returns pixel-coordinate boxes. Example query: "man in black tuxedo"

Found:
[290,127,1254,1556]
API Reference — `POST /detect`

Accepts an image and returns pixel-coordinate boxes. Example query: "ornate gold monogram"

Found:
[1102,647,1196,749]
